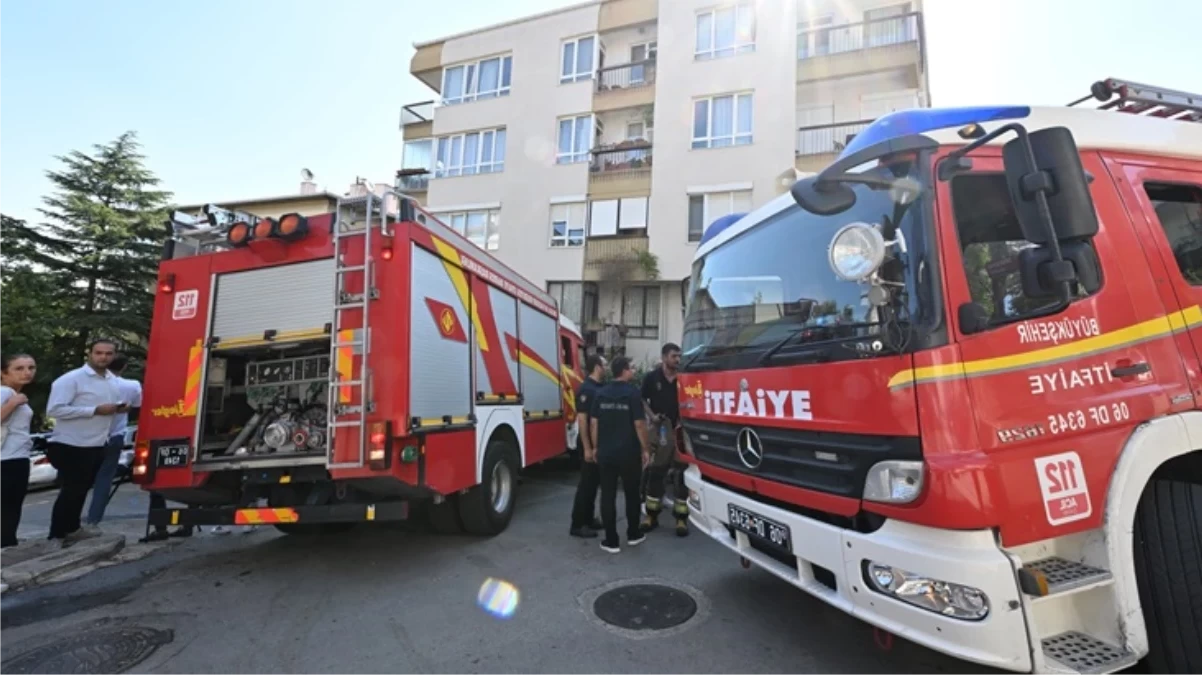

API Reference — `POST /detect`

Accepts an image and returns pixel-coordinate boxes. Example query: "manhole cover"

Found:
[2,625,173,674]
[593,583,698,631]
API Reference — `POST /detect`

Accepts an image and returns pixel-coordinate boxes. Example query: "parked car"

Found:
[26,427,138,490]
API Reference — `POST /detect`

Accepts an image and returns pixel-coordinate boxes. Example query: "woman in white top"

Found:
[2,353,37,548]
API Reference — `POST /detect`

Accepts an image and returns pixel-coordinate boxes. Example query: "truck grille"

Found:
[683,419,921,499]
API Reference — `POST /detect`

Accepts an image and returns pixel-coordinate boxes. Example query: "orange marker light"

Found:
[254,219,274,240]
[276,213,309,241]
[381,246,394,261]
[159,274,175,293]
[228,222,251,246]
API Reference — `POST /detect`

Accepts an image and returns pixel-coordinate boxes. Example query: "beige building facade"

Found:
[400,0,929,365]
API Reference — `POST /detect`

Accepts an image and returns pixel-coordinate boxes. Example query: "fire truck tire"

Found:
[426,496,463,534]
[274,523,356,536]
[458,440,519,536]
[1132,478,1202,673]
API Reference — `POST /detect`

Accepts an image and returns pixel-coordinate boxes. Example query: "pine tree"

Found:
[3,131,171,373]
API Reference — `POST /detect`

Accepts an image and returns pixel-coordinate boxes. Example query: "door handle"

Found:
[1111,362,1150,378]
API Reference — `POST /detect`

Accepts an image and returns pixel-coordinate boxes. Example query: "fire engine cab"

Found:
[678,79,1202,673]
[134,192,585,536]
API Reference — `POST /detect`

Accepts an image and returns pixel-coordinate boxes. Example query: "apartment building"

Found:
[399,0,929,365]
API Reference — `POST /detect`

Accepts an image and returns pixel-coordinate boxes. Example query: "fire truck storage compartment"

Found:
[196,340,331,462]
[210,258,335,343]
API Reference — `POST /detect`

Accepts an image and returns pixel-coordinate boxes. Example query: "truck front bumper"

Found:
[684,465,1032,673]
[149,501,409,528]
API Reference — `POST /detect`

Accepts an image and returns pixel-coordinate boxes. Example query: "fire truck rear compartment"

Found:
[196,340,332,464]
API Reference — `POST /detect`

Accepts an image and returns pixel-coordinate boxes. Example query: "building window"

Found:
[550,202,587,248]
[695,3,755,60]
[548,281,598,326]
[557,114,595,164]
[692,93,753,149]
[1143,182,1202,285]
[400,139,433,191]
[622,286,660,339]
[589,197,648,237]
[687,190,753,242]
[561,35,597,83]
[441,55,513,105]
[439,209,501,251]
[434,128,507,178]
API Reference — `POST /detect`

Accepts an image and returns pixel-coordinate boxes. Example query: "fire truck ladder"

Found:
[1069,78,1202,122]
[326,189,402,469]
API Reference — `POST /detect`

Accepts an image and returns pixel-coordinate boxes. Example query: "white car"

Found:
[26,427,138,489]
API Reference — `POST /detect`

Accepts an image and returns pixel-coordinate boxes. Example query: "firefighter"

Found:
[640,343,688,536]
[589,356,650,553]
[569,353,607,538]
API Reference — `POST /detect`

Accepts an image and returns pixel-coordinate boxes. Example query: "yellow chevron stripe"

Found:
[431,237,489,352]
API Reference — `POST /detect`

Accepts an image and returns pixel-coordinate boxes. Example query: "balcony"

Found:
[594,60,656,112]
[582,234,653,282]
[395,168,430,194]
[410,42,444,92]
[589,141,653,198]
[795,119,870,172]
[797,12,924,85]
[400,101,435,140]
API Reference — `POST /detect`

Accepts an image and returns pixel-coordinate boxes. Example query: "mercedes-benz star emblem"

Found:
[735,427,763,470]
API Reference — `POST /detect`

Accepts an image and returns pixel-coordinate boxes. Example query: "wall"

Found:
[598,22,657,68]
[794,70,919,121]
[646,0,799,282]
[427,2,603,288]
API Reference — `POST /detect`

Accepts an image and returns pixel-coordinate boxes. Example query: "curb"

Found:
[1,535,126,592]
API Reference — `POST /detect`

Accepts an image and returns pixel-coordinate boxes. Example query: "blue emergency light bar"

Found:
[837,105,1032,160]
[699,211,749,247]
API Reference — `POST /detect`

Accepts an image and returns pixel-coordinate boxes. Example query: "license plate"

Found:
[728,504,792,552]
[157,444,189,468]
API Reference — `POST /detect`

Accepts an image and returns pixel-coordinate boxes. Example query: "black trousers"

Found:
[599,454,643,542]
[571,461,600,529]
[47,442,106,539]
[1,458,30,547]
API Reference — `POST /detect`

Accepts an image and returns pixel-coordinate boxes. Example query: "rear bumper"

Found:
[149,501,409,528]
[683,466,1032,673]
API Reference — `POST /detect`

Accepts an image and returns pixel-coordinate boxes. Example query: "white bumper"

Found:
[684,465,1032,672]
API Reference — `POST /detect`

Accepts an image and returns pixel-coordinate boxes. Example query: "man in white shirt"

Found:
[86,354,141,526]
[46,339,126,543]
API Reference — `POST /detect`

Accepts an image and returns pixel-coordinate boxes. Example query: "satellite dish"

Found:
[301,168,314,181]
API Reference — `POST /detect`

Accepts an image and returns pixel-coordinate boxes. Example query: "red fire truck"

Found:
[133,192,586,536]
[678,79,1202,673]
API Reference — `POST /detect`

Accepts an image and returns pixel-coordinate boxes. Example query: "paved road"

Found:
[1,461,993,674]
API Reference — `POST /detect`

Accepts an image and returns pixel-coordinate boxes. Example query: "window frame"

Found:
[549,201,587,248]
[1141,180,1202,286]
[695,3,756,60]
[561,35,599,83]
[687,189,753,242]
[434,128,507,178]
[438,208,501,251]
[692,92,754,149]
[547,280,599,327]
[621,285,661,339]
[588,197,648,238]
[440,54,514,105]
[556,114,595,164]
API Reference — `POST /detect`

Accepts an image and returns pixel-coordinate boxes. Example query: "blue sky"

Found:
[2,0,1199,225]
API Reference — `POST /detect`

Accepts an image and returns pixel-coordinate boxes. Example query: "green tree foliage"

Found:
[1,132,170,423]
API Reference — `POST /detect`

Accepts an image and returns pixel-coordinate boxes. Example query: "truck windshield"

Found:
[682,155,927,371]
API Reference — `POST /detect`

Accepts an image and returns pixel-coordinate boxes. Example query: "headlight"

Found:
[864,561,990,620]
[828,222,886,281]
[863,460,924,504]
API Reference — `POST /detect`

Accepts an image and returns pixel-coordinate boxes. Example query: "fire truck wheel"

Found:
[458,439,519,536]
[425,495,463,534]
[1132,478,1202,673]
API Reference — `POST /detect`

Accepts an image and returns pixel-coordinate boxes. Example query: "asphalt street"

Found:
[1,460,994,674]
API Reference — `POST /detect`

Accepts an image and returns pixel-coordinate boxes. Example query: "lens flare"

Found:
[477,578,519,619]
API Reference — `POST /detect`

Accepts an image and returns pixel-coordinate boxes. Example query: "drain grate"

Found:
[2,626,173,674]
[1041,631,1138,674]
[593,583,697,631]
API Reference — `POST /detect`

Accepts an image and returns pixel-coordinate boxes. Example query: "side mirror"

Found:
[1018,242,1102,299]
[1002,127,1099,244]
[958,302,991,335]
[791,175,856,215]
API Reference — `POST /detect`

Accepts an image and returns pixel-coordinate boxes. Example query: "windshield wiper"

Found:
[757,322,900,366]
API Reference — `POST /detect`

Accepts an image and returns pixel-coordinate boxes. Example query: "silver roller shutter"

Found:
[211,258,335,340]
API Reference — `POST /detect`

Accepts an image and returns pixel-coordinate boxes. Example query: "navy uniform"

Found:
[590,366,648,551]
[640,366,688,536]
[569,375,604,536]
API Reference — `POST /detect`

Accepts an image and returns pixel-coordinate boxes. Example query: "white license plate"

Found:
[728,504,792,552]
[157,444,189,468]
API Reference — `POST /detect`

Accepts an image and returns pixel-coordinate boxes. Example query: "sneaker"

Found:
[600,539,621,554]
[627,533,646,547]
[570,526,598,539]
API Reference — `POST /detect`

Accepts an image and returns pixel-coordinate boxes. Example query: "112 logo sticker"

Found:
[1034,451,1092,526]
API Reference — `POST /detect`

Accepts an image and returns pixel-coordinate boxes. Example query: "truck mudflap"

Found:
[148,501,409,528]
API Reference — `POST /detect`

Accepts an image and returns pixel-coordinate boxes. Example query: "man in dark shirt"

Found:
[569,354,607,538]
[589,356,650,553]
[640,342,689,536]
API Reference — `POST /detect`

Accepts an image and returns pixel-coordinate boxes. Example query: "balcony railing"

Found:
[798,12,922,60]
[590,141,653,176]
[395,168,430,192]
[596,59,656,93]
[583,235,652,282]
[400,101,435,127]
[796,119,871,156]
